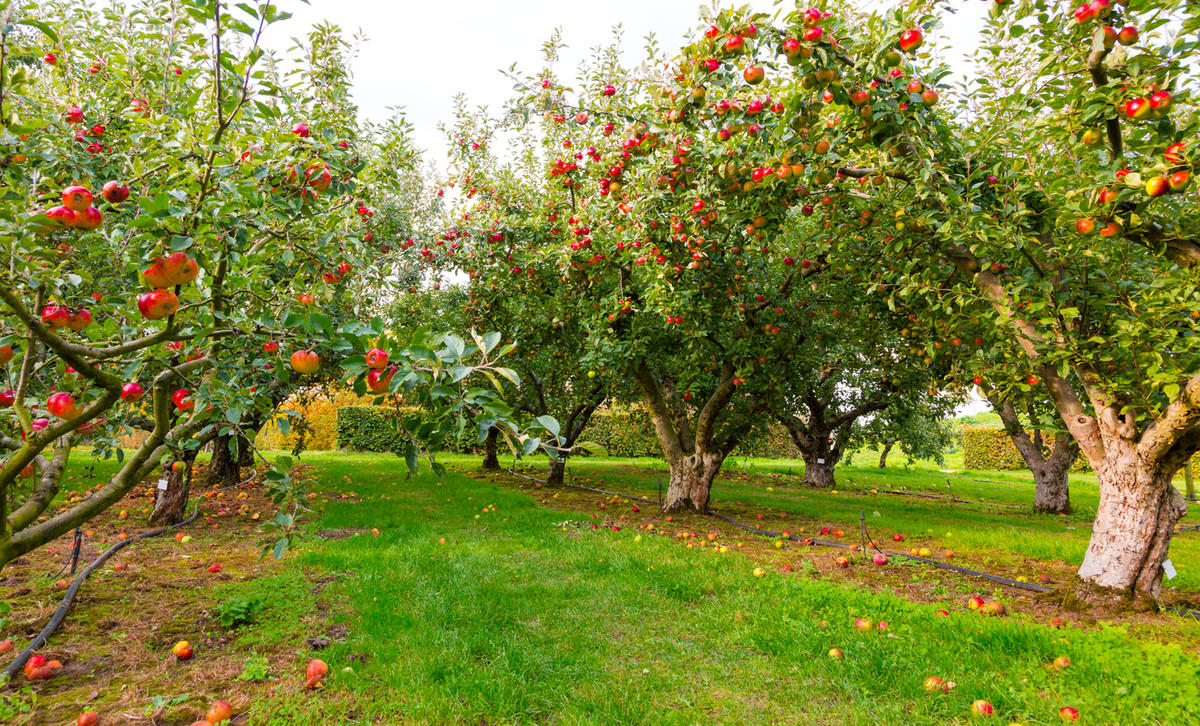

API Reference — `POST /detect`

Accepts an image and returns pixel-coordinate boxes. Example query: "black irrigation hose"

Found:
[866,488,1023,510]
[3,508,200,683]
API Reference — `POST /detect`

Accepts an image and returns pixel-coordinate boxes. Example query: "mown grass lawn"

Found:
[218,453,1199,725]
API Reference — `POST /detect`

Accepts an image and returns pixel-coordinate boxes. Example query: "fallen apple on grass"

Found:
[827,648,843,660]
[306,658,329,689]
[853,618,873,632]
[173,640,194,660]
[971,699,995,717]
[205,700,233,723]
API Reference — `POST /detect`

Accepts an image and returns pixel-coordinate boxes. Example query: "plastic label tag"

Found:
[158,479,169,491]
[1163,560,1177,580]
[816,458,825,465]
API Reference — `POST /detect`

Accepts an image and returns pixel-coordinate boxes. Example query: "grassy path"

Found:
[230,453,1198,724]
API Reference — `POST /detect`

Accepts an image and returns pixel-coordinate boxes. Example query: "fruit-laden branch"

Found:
[943,241,1106,465]
[0,357,213,567]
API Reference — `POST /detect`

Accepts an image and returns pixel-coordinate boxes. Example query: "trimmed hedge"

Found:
[336,406,477,454]
[962,426,1087,472]
[257,388,376,451]
[577,406,799,459]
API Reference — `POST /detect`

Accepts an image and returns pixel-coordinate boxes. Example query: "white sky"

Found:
[268,0,990,162]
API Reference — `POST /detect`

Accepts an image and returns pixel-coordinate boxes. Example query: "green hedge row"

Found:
[336,406,476,454]
[961,426,1083,472]
[333,404,801,459]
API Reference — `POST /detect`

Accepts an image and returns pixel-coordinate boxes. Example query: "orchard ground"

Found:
[1,450,1198,724]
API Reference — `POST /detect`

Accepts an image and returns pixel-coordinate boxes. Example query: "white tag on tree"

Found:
[158,479,169,491]
[816,458,825,465]
[1163,559,1177,580]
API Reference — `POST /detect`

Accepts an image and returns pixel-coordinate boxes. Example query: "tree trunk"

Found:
[662,452,726,512]
[207,434,244,488]
[1186,462,1195,500]
[149,449,196,525]
[482,426,500,471]
[1029,436,1075,514]
[1077,452,1187,600]
[803,454,837,487]
[546,457,566,486]
[878,441,893,469]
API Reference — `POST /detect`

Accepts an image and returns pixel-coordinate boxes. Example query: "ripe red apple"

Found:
[898,28,923,52]
[137,289,180,320]
[0,390,14,408]
[0,344,11,365]
[892,533,904,542]
[77,711,100,726]
[873,552,889,566]
[366,366,396,393]
[967,595,985,610]
[803,26,823,42]
[782,38,800,56]
[263,341,279,353]
[205,701,233,723]
[74,206,103,230]
[142,259,173,288]
[834,556,850,568]
[172,388,194,412]
[1169,170,1190,192]
[291,122,310,137]
[65,308,92,332]
[307,658,329,680]
[1117,25,1138,45]
[1059,706,1079,721]
[971,700,995,717]
[724,35,744,53]
[102,180,130,202]
[1027,375,1040,385]
[921,88,939,106]
[46,205,77,227]
[41,304,70,328]
[924,676,949,693]
[62,185,93,211]
[1099,25,1117,49]
[47,392,79,419]
[1074,218,1095,235]
[290,349,320,374]
[161,252,199,285]
[743,65,764,84]
[306,163,332,192]
[1165,142,1188,165]
[1149,90,1173,114]
[1053,656,1072,668]
[1145,175,1170,197]
[1124,97,1151,120]
[827,648,843,659]
[853,617,873,631]
[172,640,194,659]
[120,382,144,402]
[364,347,389,370]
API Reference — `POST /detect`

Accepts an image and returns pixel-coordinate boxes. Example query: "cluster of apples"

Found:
[38,183,125,231]
[138,252,198,321]
[40,302,93,332]
[321,261,352,284]
[364,347,396,392]
[966,595,1006,617]
[23,652,64,680]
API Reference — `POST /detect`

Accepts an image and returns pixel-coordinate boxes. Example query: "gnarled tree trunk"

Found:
[1077,450,1186,598]
[662,452,727,511]
[987,393,1078,515]
[878,441,893,469]
[482,426,500,471]
[207,433,247,489]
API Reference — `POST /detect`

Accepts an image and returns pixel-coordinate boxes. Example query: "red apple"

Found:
[1149,90,1173,114]
[892,533,904,542]
[853,617,873,631]
[0,344,10,365]
[743,65,764,84]
[161,252,199,285]
[137,289,179,320]
[77,711,100,726]
[1165,142,1188,165]
[873,552,889,566]
[306,163,332,192]
[263,341,279,353]
[967,595,985,610]
[365,348,389,369]
[172,640,194,659]
[1117,25,1138,45]
[290,349,320,374]
[102,180,130,203]
[142,259,172,288]
[971,700,995,717]
[121,382,144,402]
[366,366,396,393]
[1053,656,1072,668]
[41,304,70,328]
[306,658,329,680]
[1074,218,1095,235]
[827,648,842,659]
[921,88,939,106]
[1146,175,1170,197]
[62,185,93,211]
[74,206,103,230]
[291,122,310,137]
[1059,706,1079,721]
[898,28,923,52]
[172,389,194,412]
[1124,97,1151,120]
[47,392,79,419]
[46,205,77,227]
[205,701,233,723]
[1169,170,1190,192]
[924,676,949,693]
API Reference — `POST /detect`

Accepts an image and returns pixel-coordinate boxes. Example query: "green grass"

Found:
[438,451,1200,593]
[216,452,1199,725]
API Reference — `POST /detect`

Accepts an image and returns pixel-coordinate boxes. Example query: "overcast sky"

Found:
[266,0,990,163]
